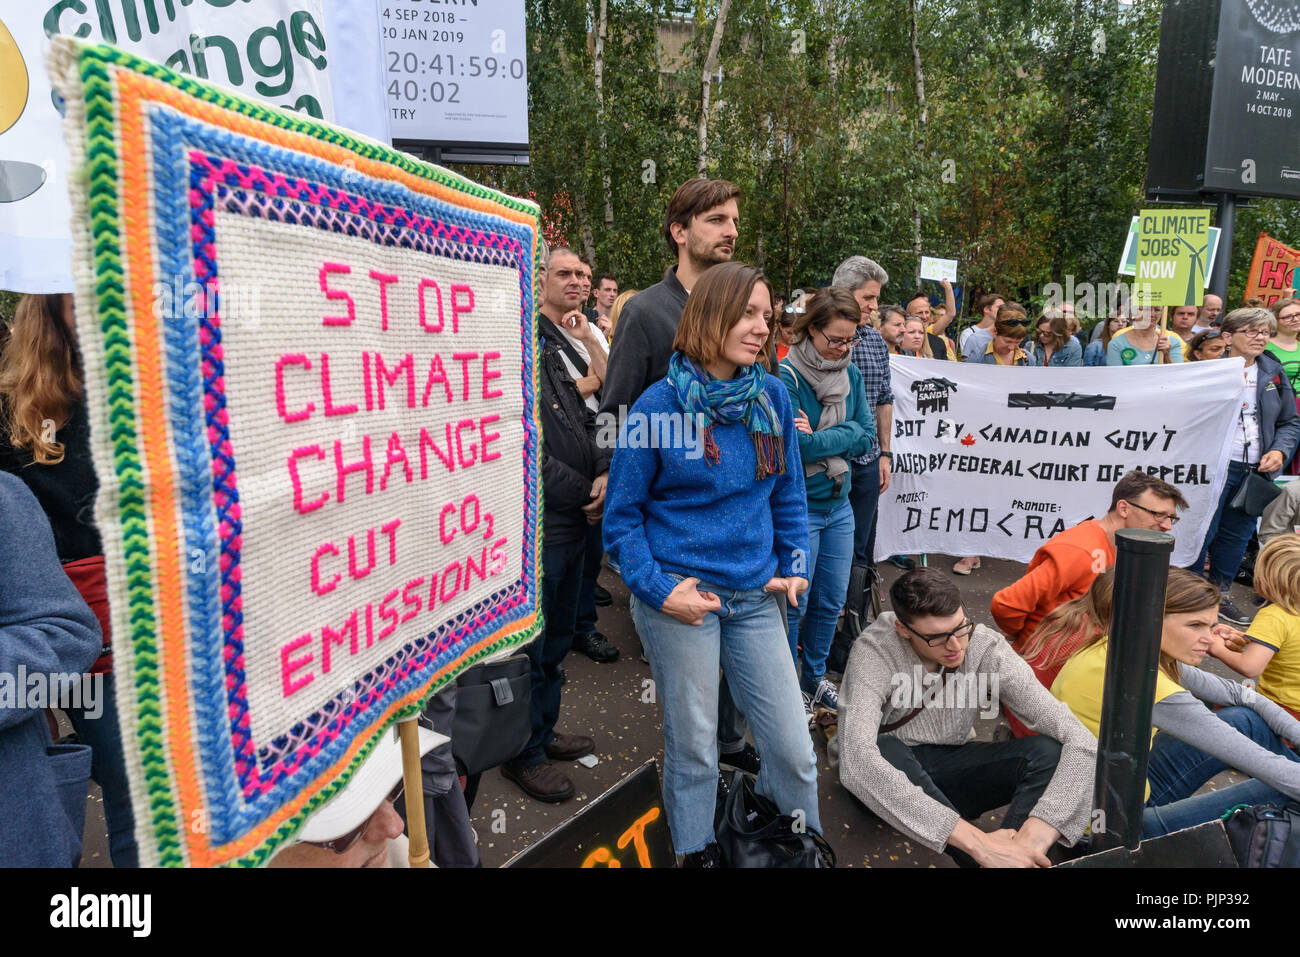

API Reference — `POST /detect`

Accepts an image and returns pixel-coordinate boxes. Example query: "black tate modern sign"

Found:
[1205,0,1300,199]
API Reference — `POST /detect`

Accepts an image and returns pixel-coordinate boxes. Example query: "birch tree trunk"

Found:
[697,0,732,178]
[908,0,928,267]
[593,0,613,228]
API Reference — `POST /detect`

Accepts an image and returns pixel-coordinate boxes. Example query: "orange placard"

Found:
[1244,233,1300,306]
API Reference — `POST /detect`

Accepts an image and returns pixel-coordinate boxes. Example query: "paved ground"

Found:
[79,553,1254,868]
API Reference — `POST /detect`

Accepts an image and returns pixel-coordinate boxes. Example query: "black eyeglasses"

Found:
[303,780,404,854]
[816,326,864,349]
[1122,500,1180,526]
[901,618,976,646]
[998,318,1031,329]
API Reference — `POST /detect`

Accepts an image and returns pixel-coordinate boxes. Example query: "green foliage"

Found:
[456,0,1225,315]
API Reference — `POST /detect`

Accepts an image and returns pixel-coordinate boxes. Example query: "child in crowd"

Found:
[1211,534,1300,720]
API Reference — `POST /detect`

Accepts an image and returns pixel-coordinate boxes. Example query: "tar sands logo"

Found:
[911,376,959,415]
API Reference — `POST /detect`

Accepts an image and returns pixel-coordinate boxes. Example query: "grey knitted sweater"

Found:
[838,613,1098,853]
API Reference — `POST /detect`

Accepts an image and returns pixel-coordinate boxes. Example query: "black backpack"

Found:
[1224,801,1300,868]
[827,564,881,675]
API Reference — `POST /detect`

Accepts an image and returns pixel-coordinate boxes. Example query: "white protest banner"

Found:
[919,256,958,283]
[876,357,1244,566]
[0,2,391,293]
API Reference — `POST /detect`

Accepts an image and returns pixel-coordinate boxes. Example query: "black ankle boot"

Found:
[682,843,722,868]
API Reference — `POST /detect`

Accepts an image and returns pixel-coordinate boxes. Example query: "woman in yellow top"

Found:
[1212,535,1300,721]
[1048,569,1300,839]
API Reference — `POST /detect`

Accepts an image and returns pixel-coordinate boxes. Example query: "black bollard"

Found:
[1090,529,1174,853]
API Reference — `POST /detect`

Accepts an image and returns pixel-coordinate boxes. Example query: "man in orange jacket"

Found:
[991,471,1189,651]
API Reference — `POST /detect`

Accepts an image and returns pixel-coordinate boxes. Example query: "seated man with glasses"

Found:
[992,471,1188,654]
[839,568,1096,867]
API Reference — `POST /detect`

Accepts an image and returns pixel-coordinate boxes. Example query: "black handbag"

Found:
[1223,801,1300,868]
[1229,409,1283,517]
[1230,469,1282,516]
[451,654,532,776]
[714,772,835,868]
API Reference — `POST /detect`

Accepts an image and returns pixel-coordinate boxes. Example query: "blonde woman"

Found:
[1051,569,1300,838]
[606,288,638,343]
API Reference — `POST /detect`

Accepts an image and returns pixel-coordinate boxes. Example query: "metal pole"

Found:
[1090,529,1174,853]
[1209,192,1236,302]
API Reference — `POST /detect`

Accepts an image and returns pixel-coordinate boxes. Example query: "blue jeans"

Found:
[1141,705,1300,838]
[848,457,880,567]
[630,582,820,854]
[1189,459,1257,591]
[787,500,854,695]
[68,679,138,868]
[516,537,586,768]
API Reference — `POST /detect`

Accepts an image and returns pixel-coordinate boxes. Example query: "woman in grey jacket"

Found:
[1192,307,1300,626]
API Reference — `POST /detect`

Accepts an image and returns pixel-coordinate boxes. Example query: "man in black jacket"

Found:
[598,178,740,419]
[502,247,611,803]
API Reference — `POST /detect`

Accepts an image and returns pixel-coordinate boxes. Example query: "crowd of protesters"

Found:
[6,173,1300,869]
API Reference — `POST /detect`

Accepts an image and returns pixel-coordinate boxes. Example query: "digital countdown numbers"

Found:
[378,0,529,148]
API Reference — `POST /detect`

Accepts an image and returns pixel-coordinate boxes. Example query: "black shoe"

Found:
[574,631,619,663]
[888,554,916,570]
[1220,596,1252,627]
[719,742,761,776]
[593,583,613,606]
[681,842,722,868]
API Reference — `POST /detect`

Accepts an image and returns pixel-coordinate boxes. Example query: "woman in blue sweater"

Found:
[779,287,874,716]
[604,262,821,866]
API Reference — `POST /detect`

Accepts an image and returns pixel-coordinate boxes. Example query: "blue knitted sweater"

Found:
[603,374,809,611]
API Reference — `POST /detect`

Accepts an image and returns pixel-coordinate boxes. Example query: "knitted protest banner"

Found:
[48,36,542,867]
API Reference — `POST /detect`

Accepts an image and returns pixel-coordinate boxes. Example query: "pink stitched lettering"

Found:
[480,414,502,463]
[374,352,415,410]
[455,419,479,468]
[348,528,376,580]
[482,351,503,400]
[381,518,402,565]
[422,354,453,405]
[440,560,463,603]
[450,283,475,332]
[419,424,456,477]
[320,263,355,326]
[452,352,478,401]
[289,445,329,513]
[369,270,399,331]
[321,610,359,673]
[280,634,315,696]
[310,542,341,595]
[380,433,413,491]
[418,278,444,332]
[275,354,315,422]
[320,352,359,417]
[439,502,458,544]
[335,435,374,503]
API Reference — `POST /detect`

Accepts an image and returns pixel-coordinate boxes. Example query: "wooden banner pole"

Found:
[399,719,431,868]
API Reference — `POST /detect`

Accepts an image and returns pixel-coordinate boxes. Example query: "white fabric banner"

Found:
[0,1,390,293]
[875,357,1246,566]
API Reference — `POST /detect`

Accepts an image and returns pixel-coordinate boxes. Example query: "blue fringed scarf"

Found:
[668,352,785,479]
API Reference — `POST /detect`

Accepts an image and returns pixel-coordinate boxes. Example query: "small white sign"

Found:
[919,256,958,283]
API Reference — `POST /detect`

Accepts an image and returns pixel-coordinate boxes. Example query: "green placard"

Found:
[1133,208,1211,306]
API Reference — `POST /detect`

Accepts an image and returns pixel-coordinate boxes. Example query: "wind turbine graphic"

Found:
[1175,233,1209,306]
[0,16,48,203]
